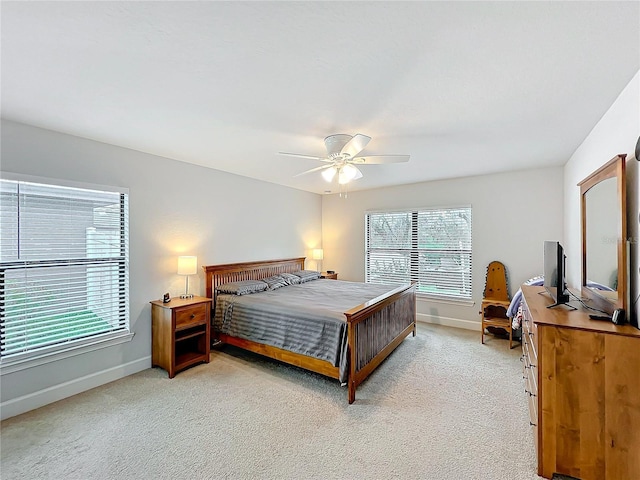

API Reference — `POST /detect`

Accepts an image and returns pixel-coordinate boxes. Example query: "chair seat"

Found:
[482,316,511,328]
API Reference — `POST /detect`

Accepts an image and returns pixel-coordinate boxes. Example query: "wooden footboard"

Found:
[203,258,416,403]
[345,284,417,403]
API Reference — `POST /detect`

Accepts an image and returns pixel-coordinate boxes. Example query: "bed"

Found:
[204,257,416,404]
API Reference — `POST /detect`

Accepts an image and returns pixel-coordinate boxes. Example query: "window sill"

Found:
[0,331,135,375]
[416,293,476,307]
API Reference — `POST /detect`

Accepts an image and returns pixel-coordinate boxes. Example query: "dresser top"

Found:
[522,285,640,338]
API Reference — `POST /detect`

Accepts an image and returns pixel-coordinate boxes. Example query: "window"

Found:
[365,206,472,300]
[0,177,130,364]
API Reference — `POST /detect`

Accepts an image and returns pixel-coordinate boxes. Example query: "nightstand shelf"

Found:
[151,296,212,378]
[176,327,206,341]
[175,350,206,369]
[320,272,338,280]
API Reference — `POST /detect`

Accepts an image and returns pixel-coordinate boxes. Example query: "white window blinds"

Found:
[0,179,130,359]
[365,206,472,300]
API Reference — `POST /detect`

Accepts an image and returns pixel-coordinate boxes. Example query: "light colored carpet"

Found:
[1,324,543,480]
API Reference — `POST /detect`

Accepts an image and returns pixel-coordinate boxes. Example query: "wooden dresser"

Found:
[521,285,640,480]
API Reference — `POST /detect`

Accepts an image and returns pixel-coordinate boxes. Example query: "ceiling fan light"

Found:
[321,166,337,182]
[338,164,359,184]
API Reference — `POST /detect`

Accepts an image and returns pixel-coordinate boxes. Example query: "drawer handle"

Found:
[530,421,537,427]
[525,389,537,397]
[528,332,534,337]
[190,313,196,319]
[520,355,524,362]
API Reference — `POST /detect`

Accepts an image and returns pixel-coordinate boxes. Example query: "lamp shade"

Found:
[177,256,197,275]
[321,166,337,182]
[338,164,363,184]
[312,249,324,261]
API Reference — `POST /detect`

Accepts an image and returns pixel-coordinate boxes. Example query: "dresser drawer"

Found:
[175,303,208,329]
[523,333,537,366]
[522,310,539,433]
[522,313,538,360]
[527,383,538,423]
[523,350,537,392]
[525,357,538,397]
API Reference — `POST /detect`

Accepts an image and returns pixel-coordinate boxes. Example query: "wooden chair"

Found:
[480,260,514,348]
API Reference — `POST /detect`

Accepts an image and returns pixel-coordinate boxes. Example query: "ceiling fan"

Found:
[279,134,410,185]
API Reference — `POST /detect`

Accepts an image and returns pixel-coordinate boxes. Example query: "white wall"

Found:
[3,70,636,419]
[321,167,564,329]
[0,120,322,419]
[564,70,640,325]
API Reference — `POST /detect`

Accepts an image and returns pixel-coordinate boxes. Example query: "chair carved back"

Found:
[483,261,510,301]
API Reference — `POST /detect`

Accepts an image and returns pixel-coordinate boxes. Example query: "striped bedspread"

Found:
[213,279,402,382]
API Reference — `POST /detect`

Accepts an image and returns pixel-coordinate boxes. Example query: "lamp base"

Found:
[180,276,194,299]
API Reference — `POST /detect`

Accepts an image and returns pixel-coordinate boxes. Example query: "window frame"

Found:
[0,173,133,374]
[365,205,473,303]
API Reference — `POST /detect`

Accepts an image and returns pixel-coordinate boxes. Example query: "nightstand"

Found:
[321,272,338,280]
[151,296,211,378]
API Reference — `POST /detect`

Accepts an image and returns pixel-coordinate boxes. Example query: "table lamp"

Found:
[178,256,197,298]
[312,249,323,273]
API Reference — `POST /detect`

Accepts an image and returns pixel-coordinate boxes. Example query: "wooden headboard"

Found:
[203,257,306,299]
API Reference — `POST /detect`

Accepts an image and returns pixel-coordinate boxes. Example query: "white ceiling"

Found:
[2,2,639,194]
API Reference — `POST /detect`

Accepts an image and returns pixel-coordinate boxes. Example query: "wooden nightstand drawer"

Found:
[175,303,207,329]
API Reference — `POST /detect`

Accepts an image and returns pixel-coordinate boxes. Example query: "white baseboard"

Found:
[417,313,481,331]
[0,356,151,420]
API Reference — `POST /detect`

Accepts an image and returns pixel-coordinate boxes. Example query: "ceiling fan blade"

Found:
[279,152,331,162]
[340,134,371,158]
[293,164,334,177]
[351,154,410,164]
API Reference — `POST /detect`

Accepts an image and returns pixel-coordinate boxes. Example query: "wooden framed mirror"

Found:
[578,154,627,316]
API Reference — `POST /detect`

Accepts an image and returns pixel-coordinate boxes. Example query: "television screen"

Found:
[544,241,559,288]
[543,240,570,307]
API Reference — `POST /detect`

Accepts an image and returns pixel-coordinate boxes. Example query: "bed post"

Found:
[348,323,357,404]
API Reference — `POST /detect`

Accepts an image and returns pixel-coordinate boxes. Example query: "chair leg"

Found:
[509,327,513,349]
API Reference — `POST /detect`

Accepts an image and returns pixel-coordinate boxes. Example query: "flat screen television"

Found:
[543,240,571,308]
